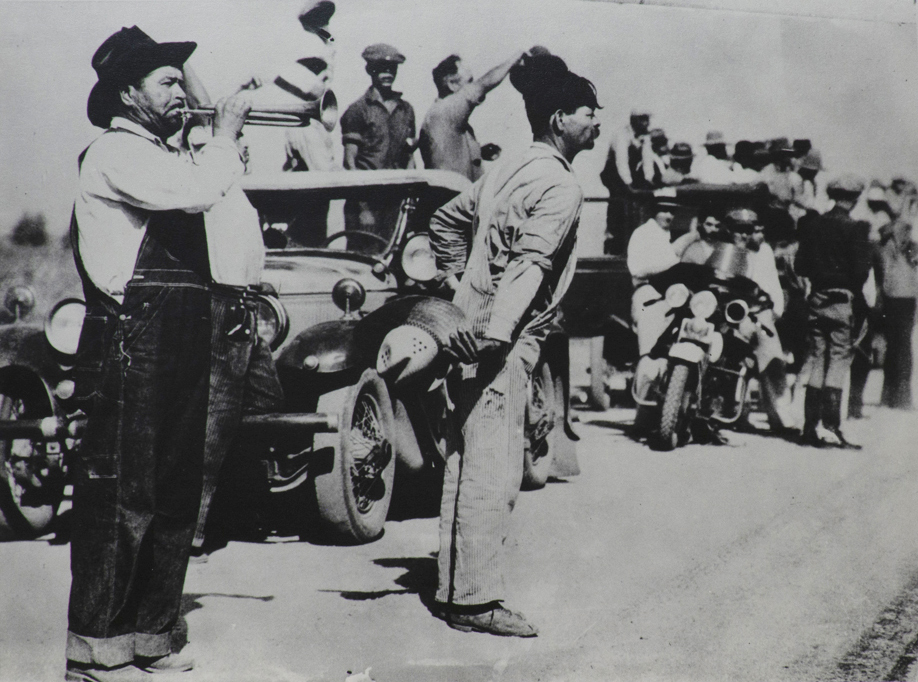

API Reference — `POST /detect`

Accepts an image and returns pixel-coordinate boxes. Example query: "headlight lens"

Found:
[724,299,749,324]
[45,298,85,356]
[254,295,289,351]
[664,283,691,308]
[400,233,438,283]
[689,290,718,320]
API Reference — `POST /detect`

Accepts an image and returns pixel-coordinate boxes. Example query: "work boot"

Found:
[822,387,862,450]
[65,662,151,682]
[443,604,538,637]
[136,652,194,674]
[800,386,825,447]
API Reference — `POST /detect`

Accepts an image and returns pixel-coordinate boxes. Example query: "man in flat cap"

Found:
[693,130,736,185]
[796,174,872,448]
[419,50,527,182]
[340,43,416,248]
[429,53,600,638]
[67,26,252,681]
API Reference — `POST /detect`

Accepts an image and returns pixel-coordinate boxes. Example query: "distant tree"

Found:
[11,213,48,247]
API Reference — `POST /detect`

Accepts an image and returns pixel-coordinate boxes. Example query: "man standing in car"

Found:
[419,50,526,181]
[68,26,250,681]
[340,43,416,245]
[429,53,600,638]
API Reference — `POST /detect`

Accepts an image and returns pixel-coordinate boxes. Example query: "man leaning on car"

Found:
[67,26,253,682]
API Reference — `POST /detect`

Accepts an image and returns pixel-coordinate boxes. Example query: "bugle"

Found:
[183,89,338,131]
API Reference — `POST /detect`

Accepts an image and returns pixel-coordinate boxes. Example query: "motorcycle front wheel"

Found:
[658,363,694,451]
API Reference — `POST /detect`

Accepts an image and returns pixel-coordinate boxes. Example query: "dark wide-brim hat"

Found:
[87,26,196,129]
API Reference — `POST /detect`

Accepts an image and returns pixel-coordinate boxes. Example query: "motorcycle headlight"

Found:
[254,295,289,351]
[400,234,438,283]
[724,299,749,324]
[45,298,85,356]
[664,283,691,308]
[689,290,718,320]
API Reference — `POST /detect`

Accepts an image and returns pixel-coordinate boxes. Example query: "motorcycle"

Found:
[633,248,776,451]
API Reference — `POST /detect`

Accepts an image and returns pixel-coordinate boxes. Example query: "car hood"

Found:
[262,251,394,296]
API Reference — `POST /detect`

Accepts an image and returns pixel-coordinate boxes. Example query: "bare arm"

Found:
[475,50,526,94]
[343,143,359,170]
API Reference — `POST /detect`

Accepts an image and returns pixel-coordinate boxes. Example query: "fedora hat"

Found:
[87,26,196,128]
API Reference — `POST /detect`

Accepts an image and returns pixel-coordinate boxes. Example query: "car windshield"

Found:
[258,196,406,256]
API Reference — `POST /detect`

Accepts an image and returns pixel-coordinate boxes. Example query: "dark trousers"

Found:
[193,290,284,548]
[67,282,211,667]
[803,290,854,391]
[882,297,916,409]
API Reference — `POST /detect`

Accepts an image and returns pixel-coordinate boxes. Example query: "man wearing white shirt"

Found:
[68,27,252,681]
[627,197,699,405]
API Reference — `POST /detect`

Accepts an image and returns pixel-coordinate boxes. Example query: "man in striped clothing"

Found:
[429,53,600,637]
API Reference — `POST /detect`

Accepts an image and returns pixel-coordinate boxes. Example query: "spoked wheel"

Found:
[312,370,396,544]
[523,360,558,490]
[658,364,695,451]
[0,390,63,540]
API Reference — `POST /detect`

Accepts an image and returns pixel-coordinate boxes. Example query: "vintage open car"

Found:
[0,169,578,545]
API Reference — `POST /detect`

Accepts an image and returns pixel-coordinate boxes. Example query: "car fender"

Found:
[276,319,367,376]
[0,364,57,418]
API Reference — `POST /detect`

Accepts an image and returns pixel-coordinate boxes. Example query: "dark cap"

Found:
[87,26,196,129]
[799,149,823,171]
[299,0,335,33]
[767,137,795,155]
[362,43,405,64]
[826,174,866,197]
[652,194,681,211]
[669,142,693,159]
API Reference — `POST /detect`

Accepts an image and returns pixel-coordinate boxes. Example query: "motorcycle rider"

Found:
[627,196,700,423]
[717,209,796,433]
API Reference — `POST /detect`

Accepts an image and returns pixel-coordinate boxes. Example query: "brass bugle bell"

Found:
[182,89,338,131]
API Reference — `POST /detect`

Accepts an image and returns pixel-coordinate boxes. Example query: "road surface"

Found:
[2,382,918,681]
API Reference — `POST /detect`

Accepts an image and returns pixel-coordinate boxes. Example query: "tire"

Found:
[658,363,694,452]
[311,370,396,544]
[0,389,62,540]
[523,360,557,490]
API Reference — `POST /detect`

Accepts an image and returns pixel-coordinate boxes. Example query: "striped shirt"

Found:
[429,142,583,343]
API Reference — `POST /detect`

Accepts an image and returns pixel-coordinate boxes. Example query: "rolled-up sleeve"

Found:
[429,180,482,278]
[89,133,244,213]
[340,103,365,148]
[486,182,583,341]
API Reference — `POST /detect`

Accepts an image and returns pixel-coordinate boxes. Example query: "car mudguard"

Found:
[276,319,366,375]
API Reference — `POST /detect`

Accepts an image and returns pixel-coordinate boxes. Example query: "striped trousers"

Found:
[437,336,539,606]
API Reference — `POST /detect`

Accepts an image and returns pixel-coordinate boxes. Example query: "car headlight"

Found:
[400,233,438,283]
[254,295,289,351]
[45,298,86,356]
[664,283,690,308]
[689,290,718,320]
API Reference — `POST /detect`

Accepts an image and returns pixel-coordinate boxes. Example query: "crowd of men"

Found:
[59,1,918,679]
[618,108,918,449]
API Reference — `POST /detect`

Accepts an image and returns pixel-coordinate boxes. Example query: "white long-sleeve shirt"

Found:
[75,117,246,301]
[627,218,680,286]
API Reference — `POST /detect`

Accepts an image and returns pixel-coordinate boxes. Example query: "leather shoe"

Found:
[136,653,194,673]
[65,663,151,682]
[445,606,538,637]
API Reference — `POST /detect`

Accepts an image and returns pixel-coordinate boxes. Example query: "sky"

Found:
[1,0,917,238]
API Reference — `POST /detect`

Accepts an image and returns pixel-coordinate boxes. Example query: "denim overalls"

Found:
[67,209,212,667]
